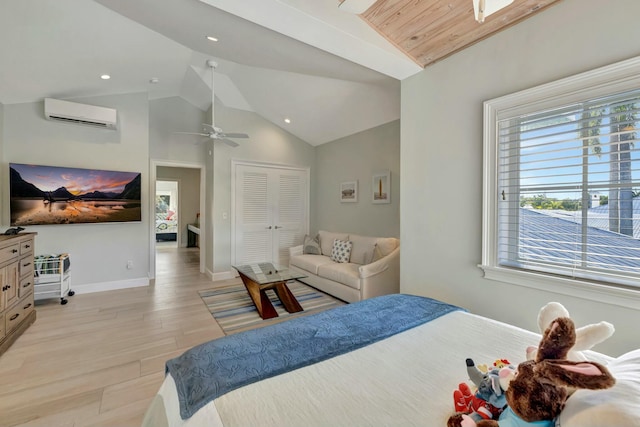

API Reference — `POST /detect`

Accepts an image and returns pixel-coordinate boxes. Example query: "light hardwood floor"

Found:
[0,246,232,427]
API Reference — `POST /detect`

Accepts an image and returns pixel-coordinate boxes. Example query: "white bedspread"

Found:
[147,310,606,427]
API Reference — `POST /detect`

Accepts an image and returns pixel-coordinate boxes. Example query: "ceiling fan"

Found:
[174,60,249,147]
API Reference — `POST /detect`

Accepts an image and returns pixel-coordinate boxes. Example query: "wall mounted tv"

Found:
[10,163,141,226]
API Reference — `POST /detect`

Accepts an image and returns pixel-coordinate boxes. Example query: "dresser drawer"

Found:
[19,275,34,298]
[0,312,5,340]
[20,240,34,256]
[19,257,34,278]
[0,244,20,264]
[6,293,34,334]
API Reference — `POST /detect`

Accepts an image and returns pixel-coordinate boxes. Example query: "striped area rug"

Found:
[199,280,346,335]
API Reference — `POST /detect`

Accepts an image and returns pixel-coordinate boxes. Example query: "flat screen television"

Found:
[10,163,141,226]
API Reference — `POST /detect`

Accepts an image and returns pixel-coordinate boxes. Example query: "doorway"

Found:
[150,161,205,280]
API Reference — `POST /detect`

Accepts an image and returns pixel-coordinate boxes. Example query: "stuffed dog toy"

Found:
[448,317,616,427]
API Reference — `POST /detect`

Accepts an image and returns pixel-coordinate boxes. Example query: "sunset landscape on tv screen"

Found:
[9,163,141,226]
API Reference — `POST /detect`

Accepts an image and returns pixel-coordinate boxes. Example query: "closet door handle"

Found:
[266,226,272,229]
[274,226,282,229]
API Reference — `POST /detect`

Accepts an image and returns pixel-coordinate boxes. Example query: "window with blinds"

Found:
[482,56,640,301]
[497,90,640,286]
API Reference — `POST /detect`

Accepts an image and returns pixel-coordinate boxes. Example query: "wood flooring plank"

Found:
[100,371,165,413]
[0,247,226,427]
[17,400,101,427]
[0,389,103,427]
[82,399,151,427]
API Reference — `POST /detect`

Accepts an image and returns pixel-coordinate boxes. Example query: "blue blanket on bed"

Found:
[165,293,462,419]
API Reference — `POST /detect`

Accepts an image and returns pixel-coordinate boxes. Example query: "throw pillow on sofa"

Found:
[330,239,353,263]
[302,234,321,255]
[318,230,349,256]
[371,244,384,263]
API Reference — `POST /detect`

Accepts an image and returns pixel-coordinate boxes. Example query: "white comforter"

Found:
[146,310,607,427]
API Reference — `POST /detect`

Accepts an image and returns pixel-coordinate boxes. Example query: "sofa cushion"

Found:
[302,234,321,255]
[348,235,398,263]
[318,230,349,256]
[330,239,353,263]
[349,234,380,265]
[372,244,384,262]
[290,254,334,275]
[317,263,361,290]
[374,237,398,257]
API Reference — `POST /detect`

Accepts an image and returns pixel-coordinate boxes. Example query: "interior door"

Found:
[234,163,308,266]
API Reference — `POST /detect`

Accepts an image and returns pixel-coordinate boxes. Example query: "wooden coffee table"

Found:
[233,262,306,319]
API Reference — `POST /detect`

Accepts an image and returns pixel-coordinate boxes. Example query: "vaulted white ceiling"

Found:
[0,0,416,146]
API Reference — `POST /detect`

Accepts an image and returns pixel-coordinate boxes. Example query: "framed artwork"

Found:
[372,170,391,204]
[9,163,141,226]
[340,181,358,203]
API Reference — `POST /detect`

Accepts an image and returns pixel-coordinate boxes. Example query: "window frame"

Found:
[480,56,640,310]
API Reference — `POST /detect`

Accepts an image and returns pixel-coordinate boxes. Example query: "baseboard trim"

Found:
[207,269,235,282]
[73,277,150,294]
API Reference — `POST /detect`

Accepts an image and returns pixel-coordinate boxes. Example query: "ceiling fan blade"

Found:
[221,138,240,147]
[221,132,249,139]
[174,131,210,137]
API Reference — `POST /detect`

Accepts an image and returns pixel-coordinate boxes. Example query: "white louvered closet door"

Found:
[234,163,308,267]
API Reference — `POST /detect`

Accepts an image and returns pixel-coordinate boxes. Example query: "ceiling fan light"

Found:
[338,0,378,14]
[473,0,514,23]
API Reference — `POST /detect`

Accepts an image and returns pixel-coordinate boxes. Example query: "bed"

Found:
[142,294,640,427]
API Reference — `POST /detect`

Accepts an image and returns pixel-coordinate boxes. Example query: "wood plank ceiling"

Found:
[350,0,562,68]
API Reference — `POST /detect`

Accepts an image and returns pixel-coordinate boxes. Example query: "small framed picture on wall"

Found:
[340,181,358,203]
[372,171,390,204]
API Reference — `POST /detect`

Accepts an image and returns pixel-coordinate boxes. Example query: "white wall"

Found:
[401,0,640,356]
[0,102,4,214]
[315,120,399,237]
[2,93,150,292]
[149,97,207,164]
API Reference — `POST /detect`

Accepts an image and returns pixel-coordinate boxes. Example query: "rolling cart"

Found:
[34,253,74,304]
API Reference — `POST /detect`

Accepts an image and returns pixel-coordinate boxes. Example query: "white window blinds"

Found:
[497,89,640,286]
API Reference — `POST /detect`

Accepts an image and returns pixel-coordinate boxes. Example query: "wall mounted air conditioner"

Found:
[44,98,118,130]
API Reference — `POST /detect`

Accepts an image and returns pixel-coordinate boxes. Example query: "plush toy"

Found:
[450,359,515,425]
[526,302,614,362]
[3,226,24,235]
[449,317,616,427]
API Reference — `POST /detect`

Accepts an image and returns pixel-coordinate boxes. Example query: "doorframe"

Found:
[149,159,206,279]
[230,159,310,267]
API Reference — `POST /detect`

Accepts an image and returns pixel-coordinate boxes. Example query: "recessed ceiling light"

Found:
[284,118,291,124]
[149,78,159,84]
[206,36,219,42]
[100,74,111,80]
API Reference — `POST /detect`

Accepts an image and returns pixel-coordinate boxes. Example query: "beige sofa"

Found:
[288,230,400,303]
